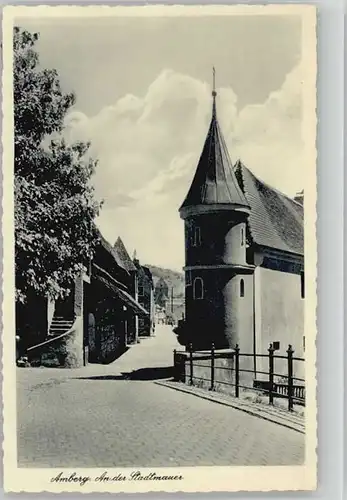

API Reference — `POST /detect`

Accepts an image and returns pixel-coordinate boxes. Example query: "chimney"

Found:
[294,189,304,206]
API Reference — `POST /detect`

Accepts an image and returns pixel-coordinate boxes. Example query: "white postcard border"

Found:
[2,4,317,493]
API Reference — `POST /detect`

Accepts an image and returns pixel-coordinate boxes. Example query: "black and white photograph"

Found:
[2,4,317,493]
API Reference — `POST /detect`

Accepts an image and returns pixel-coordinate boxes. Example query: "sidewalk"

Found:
[155,380,305,434]
[18,324,180,388]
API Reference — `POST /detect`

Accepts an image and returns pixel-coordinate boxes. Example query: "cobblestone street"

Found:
[17,325,305,468]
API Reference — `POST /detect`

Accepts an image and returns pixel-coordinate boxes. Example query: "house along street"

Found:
[17,325,304,467]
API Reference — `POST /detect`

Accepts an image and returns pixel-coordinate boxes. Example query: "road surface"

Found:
[17,325,305,467]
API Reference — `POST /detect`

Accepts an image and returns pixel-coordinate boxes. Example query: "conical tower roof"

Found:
[179,74,250,219]
[114,236,137,272]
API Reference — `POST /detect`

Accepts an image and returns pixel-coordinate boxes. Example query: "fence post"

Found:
[235,344,240,398]
[268,343,274,405]
[189,342,193,385]
[173,349,177,381]
[210,342,215,391]
[287,344,294,411]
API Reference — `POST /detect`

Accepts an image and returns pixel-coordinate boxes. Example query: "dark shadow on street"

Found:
[88,346,130,365]
[74,366,175,382]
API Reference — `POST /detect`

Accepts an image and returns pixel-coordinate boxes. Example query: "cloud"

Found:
[66,63,304,269]
[231,61,304,192]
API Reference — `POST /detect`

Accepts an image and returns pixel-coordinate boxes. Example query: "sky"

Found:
[18,15,303,271]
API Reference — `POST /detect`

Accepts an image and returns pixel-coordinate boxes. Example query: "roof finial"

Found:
[212,66,217,116]
[133,248,137,260]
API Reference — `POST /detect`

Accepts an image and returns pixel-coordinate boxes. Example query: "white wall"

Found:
[255,267,305,382]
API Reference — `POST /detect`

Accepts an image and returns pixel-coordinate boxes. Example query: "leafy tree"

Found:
[14,27,102,304]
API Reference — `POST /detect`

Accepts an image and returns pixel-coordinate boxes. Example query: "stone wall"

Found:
[98,322,125,363]
[64,317,84,367]
[41,317,84,368]
[174,350,241,396]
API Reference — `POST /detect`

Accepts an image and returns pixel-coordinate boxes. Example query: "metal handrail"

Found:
[174,342,306,410]
[26,320,77,352]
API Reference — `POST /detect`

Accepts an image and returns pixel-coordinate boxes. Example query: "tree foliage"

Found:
[14,27,102,303]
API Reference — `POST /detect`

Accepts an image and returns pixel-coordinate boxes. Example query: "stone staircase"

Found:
[48,316,75,338]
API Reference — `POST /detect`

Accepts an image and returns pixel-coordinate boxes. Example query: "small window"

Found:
[303,336,306,352]
[193,277,204,300]
[193,227,201,247]
[186,271,192,287]
[273,341,280,351]
[138,285,144,296]
[241,227,244,246]
[240,279,245,297]
[300,271,305,299]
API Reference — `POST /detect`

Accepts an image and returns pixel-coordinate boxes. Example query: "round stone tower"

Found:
[179,74,254,350]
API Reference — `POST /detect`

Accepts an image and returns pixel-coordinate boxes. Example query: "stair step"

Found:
[50,320,73,324]
[51,318,73,321]
[50,325,72,329]
[49,328,72,334]
[52,317,74,321]
[50,324,72,328]
[50,319,74,323]
[48,328,70,335]
[50,323,73,329]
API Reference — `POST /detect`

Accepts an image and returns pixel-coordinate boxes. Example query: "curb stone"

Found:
[155,380,305,435]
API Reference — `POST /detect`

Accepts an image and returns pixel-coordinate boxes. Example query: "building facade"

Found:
[178,87,304,381]
[134,258,155,336]
[113,236,139,344]
[20,230,148,367]
[154,278,169,308]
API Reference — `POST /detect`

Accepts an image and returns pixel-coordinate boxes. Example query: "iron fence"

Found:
[173,342,305,412]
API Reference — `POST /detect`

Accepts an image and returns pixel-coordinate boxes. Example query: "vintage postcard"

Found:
[2,4,317,493]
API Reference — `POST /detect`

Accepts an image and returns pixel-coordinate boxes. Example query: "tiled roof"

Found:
[94,273,148,316]
[114,237,137,272]
[95,226,128,272]
[234,160,304,256]
[142,266,153,283]
[180,100,249,212]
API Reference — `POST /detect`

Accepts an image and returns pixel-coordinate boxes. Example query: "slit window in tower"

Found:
[241,227,244,246]
[240,279,245,297]
[300,271,305,299]
[186,271,192,287]
[193,277,204,300]
[193,226,201,247]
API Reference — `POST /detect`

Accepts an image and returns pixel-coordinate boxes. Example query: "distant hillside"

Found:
[145,264,185,298]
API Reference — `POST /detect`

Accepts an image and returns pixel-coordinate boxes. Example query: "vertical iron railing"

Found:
[235,344,240,398]
[189,342,193,385]
[173,349,177,381]
[210,342,215,391]
[268,343,275,405]
[173,341,305,409]
[287,344,294,411]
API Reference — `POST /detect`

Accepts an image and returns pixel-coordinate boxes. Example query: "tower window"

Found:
[241,227,244,246]
[193,277,204,300]
[240,279,245,297]
[186,271,192,287]
[300,271,305,299]
[192,226,201,247]
[138,285,144,296]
